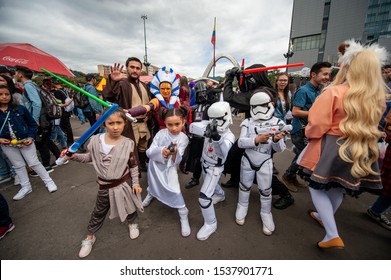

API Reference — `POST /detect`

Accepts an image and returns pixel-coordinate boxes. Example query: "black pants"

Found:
[60,113,74,146]
[36,125,60,167]
[186,136,204,179]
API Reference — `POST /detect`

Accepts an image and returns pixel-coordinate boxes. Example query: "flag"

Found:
[211,17,216,67]
[211,18,216,46]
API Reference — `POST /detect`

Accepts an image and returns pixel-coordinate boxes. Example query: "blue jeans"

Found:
[370,195,391,215]
[76,108,87,123]
[50,125,67,149]
[284,129,307,178]
[0,147,14,178]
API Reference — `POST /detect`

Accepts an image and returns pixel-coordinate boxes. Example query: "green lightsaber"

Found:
[41,67,110,107]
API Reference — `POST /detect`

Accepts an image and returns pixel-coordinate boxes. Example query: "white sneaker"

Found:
[196,222,217,241]
[129,224,140,239]
[142,193,154,207]
[46,182,58,193]
[211,194,225,204]
[78,235,96,258]
[13,175,21,185]
[13,187,32,200]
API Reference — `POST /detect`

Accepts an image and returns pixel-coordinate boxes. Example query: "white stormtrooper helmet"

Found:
[250,91,275,120]
[207,101,233,132]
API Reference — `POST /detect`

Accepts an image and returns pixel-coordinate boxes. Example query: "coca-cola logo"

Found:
[2,56,29,64]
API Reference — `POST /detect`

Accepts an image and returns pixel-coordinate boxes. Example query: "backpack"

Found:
[30,84,62,120]
[73,84,89,109]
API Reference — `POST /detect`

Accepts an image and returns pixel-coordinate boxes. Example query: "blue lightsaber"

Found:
[55,103,119,165]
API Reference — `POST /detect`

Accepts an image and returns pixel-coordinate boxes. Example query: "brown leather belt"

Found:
[98,172,131,190]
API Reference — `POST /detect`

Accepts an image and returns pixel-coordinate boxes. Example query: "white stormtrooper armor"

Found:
[250,91,275,121]
[197,102,235,241]
[236,115,286,235]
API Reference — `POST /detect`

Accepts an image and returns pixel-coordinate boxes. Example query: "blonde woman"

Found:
[298,40,388,249]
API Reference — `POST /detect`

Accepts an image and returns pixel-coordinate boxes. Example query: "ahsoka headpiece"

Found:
[338,39,388,67]
[150,66,180,109]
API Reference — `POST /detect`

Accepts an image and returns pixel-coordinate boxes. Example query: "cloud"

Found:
[0,0,293,78]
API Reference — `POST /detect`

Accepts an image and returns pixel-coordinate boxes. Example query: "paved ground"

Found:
[0,116,390,260]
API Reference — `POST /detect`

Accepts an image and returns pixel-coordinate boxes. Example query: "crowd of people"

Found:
[0,39,390,258]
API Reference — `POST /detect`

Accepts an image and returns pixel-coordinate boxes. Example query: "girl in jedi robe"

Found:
[142,106,191,237]
[68,109,143,258]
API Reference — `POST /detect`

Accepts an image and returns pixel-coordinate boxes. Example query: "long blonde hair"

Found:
[338,50,386,178]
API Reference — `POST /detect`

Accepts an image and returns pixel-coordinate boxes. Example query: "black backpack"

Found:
[33,84,62,120]
[73,84,89,109]
[24,84,62,130]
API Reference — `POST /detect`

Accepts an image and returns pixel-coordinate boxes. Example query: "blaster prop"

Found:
[55,103,119,166]
[189,120,209,137]
[41,68,137,123]
[204,119,218,139]
[254,124,293,135]
[167,142,176,153]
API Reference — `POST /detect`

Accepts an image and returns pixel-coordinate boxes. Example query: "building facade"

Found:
[287,0,391,70]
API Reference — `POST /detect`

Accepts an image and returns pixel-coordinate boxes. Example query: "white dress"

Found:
[146,129,189,208]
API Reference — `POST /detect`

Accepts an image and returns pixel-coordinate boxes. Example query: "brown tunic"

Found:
[102,76,149,141]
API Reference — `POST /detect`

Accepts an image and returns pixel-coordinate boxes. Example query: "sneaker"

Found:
[46,182,58,193]
[13,187,32,200]
[129,224,140,239]
[211,193,225,204]
[142,193,154,207]
[0,223,15,240]
[185,178,199,189]
[45,166,54,173]
[367,208,391,231]
[281,174,298,192]
[0,176,12,184]
[50,160,68,169]
[30,166,54,177]
[29,171,39,177]
[78,235,96,258]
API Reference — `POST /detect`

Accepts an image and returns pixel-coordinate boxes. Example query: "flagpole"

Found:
[211,17,216,78]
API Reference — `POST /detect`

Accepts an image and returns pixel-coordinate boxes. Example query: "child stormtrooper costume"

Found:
[189,101,235,241]
[236,91,288,235]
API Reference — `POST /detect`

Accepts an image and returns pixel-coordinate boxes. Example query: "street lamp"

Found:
[141,15,151,68]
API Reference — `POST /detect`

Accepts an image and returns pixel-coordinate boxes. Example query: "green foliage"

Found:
[267,70,280,86]
[32,71,100,87]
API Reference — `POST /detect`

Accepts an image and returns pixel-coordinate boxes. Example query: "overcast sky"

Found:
[0,0,293,78]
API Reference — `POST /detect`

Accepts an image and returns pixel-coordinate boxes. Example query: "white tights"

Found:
[309,187,344,242]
